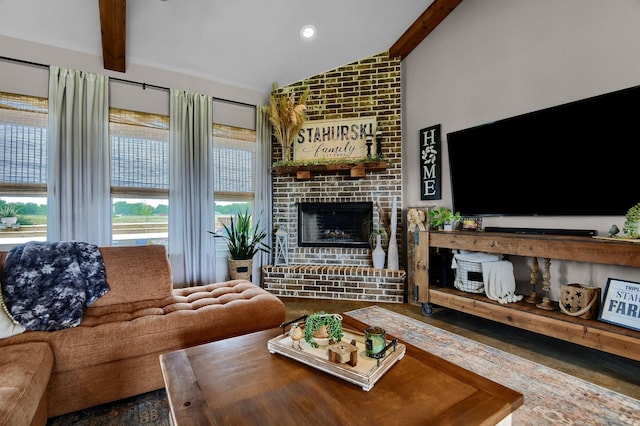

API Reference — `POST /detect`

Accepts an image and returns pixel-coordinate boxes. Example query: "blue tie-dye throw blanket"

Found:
[1,241,109,331]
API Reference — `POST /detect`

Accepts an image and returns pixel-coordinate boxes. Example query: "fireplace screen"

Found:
[298,202,373,248]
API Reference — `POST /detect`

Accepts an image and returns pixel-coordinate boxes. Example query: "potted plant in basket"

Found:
[304,311,344,348]
[208,210,271,280]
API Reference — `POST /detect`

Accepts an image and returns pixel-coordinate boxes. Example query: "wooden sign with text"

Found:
[293,117,376,162]
[599,278,640,331]
[420,124,441,200]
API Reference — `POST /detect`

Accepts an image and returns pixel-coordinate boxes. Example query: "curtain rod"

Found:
[0,55,257,110]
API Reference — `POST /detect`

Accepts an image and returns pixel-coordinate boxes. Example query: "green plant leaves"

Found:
[428,207,460,230]
[303,311,344,348]
[208,210,271,260]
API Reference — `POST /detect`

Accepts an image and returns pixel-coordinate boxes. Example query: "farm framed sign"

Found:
[599,278,640,331]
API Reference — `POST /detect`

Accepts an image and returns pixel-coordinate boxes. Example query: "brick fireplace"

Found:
[261,52,406,303]
[297,202,372,248]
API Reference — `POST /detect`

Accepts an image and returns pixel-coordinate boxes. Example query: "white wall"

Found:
[402,0,640,296]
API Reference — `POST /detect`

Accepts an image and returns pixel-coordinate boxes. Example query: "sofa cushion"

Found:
[92,245,173,307]
[41,280,285,372]
[0,342,53,426]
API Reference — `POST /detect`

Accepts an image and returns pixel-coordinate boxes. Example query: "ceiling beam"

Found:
[389,0,463,60]
[99,0,127,72]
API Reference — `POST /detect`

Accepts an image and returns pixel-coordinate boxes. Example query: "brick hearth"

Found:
[262,265,406,302]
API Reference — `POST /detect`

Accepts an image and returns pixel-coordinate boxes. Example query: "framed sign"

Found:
[293,117,375,162]
[599,278,640,331]
[419,124,441,200]
[461,216,482,231]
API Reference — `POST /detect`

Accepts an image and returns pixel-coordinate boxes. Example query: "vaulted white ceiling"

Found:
[0,0,433,93]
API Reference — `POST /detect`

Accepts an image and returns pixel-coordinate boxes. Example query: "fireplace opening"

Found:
[298,202,373,248]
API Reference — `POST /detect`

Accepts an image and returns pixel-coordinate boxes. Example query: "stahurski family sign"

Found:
[293,117,375,162]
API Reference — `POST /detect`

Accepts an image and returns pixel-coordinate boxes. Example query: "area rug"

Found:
[46,306,640,425]
[345,305,640,426]
[46,389,170,426]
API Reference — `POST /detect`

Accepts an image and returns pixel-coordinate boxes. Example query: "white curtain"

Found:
[255,106,273,281]
[47,65,111,245]
[168,89,215,287]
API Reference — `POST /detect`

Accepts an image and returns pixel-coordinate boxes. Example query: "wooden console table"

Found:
[409,230,640,361]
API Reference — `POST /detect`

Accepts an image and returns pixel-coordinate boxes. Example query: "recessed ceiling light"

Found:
[300,25,316,40]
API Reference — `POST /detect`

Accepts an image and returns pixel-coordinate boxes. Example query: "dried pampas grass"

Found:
[376,199,390,236]
[267,83,310,161]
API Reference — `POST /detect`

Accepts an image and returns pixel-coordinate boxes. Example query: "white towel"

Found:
[481,260,523,304]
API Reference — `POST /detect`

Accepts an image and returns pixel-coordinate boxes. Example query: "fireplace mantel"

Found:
[273,161,387,180]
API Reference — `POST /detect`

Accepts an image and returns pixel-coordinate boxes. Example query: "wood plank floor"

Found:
[280,297,640,400]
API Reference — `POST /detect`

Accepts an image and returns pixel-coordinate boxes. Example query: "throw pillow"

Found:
[0,280,26,338]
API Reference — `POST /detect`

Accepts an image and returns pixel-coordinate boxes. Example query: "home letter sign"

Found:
[420,124,441,200]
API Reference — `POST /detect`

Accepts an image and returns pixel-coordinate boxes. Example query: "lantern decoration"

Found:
[274,226,289,266]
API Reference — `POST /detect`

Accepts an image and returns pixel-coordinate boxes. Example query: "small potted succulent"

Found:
[304,311,344,348]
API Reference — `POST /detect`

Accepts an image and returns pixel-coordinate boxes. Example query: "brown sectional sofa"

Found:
[0,342,53,426]
[0,244,286,425]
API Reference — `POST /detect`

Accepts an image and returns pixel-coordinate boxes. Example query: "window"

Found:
[212,124,256,250]
[0,92,48,245]
[109,108,170,246]
[0,97,258,250]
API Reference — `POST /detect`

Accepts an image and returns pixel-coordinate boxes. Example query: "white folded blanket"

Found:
[481,260,523,304]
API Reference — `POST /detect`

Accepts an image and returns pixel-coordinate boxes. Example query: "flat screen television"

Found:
[446,84,639,217]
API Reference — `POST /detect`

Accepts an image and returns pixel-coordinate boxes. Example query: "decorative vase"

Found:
[282,143,291,162]
[228,258,252,280]
[372,234,386,269]
[387,196,399,270]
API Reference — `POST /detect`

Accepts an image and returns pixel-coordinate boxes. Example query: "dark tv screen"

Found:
[446,85,639,217]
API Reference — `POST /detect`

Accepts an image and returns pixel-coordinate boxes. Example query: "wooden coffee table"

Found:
[159,314,523,425]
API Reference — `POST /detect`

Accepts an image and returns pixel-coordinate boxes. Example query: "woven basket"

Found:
[228,258,253,280]
[452,252,501,293]
[559,283,600,319]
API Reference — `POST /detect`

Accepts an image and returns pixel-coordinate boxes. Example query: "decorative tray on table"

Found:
[267,328,405,391]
